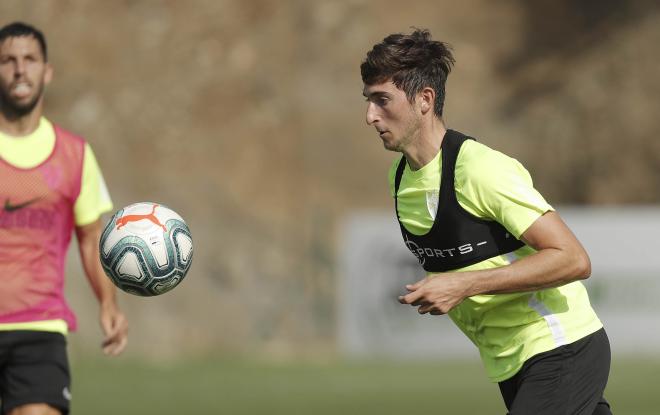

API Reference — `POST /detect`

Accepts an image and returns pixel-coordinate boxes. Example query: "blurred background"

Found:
[2,0,659,413]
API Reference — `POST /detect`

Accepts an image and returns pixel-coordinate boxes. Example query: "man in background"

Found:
[0,22,128,415]
[361,29,612,414]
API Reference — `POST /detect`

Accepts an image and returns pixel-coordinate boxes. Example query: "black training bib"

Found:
[394,129,525,272]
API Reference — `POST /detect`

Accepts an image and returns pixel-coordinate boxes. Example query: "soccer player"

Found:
[361,29,612,414]
[0,22,128,415]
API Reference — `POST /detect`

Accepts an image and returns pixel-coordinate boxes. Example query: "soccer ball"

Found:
[99,202,193,296]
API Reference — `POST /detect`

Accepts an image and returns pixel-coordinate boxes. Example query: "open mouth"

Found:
[11,83,32,98]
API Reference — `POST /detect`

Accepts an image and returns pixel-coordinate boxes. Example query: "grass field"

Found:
[69,357,659,414]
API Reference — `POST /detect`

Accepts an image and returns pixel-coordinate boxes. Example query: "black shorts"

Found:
[0,331,71,415]
[498,328,612,415]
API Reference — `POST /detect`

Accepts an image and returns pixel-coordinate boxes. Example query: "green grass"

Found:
[69,357,659,414]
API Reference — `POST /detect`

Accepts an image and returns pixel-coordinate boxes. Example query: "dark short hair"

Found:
[361,29,454,117]
[0,21,48,61]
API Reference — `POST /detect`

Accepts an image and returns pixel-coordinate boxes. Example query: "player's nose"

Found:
[366,102,379,125]
[13,59,27,77]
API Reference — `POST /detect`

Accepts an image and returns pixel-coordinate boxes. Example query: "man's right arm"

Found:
[399,210,591,315]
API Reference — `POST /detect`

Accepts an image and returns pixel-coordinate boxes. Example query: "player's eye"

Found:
[364,95,389,107]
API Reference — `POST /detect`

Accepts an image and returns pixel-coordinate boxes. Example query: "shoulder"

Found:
[458,139,524,172]
[50,122,94,165]
[454,138,552,234]
[456,139,532,189]
[51,122,87,146]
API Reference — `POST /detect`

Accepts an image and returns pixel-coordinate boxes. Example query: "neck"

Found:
[402,117,447,171]
[0,104,43,137]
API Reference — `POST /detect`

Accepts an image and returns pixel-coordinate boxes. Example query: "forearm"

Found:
[462,246,591,297]
[400,210,591,315]
[76,219,129,355]
[402,244,592,315]
[82,256,118,307]
[76,220,119,306]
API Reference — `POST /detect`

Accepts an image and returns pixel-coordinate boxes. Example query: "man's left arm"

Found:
[399,211,591,315]
[76,219,128,355]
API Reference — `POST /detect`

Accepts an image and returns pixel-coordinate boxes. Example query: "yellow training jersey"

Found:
[389,138,602,382]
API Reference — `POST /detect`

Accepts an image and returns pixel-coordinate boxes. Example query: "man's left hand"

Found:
[99,302,128,356]
[398,273,469,315]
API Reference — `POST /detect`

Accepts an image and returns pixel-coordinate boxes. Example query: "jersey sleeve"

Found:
[73,143,114,226]
[456,141,553,239]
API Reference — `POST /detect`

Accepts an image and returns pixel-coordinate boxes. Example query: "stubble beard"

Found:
[0,82,44,119]
[391,115,422,153]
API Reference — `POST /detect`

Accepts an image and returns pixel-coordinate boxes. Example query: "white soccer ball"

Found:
[99,202,193,296]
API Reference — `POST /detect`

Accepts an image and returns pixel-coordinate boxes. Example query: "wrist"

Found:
[462,270,489,298]
[100,296,118,309]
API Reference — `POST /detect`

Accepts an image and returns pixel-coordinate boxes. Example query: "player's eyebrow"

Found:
[362,90,390,99]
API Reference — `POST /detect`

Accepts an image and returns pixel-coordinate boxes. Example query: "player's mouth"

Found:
[377,129,389,139]
[10,82,32,98]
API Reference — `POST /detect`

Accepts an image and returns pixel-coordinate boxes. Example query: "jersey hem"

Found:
[487,322,604,383]
[0,319,69,335]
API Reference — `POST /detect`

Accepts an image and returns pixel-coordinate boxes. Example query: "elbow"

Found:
[574,251,591,280]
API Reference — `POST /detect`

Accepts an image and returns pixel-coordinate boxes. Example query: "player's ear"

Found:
[44,63,53,85]
[419,87,435,115]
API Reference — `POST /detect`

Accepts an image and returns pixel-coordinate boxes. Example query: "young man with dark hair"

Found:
[0,22,128,415]
[361,29,612,414]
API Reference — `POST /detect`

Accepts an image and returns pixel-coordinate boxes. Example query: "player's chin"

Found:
[381,139,400,152]
[6,97,39,114]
